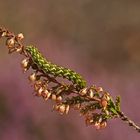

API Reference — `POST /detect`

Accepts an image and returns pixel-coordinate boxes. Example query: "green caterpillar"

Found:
[25,46,86,89]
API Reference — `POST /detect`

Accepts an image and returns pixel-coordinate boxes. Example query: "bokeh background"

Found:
[0,0,140,140]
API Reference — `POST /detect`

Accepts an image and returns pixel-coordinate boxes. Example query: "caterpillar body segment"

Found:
[25,46,86,89]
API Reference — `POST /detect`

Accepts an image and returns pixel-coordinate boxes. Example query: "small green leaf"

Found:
[108,98,118,115]
[115,96,121,111]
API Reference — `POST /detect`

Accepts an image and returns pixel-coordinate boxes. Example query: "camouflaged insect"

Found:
[25,46,86,89]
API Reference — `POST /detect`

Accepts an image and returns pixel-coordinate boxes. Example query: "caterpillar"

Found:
[25,46,86,89]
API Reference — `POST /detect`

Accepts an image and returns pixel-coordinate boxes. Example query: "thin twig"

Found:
[117,111,140,133]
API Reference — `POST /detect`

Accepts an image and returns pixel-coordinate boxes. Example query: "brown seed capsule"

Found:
[100,98,108,109]
[79,88,88,96]
[85,115,94,126]
[59,104,66,115]
[89,89,94,98]
[6,38,15,47]
[34,81,42,91]
[97,87,103,92]
[21,58,29,68]
[56,96,62,102]
[98,117,102,123]
[94,122,101,130]
[53,105,59,111]
[73,103,81,110]
[65,105,70,114]
[36,87,43,96]
[1,31,7,37]
[100,121,107,129]
[28,73,36,82]
[16,47,22,53]
[43,90,51,101]
[51,94,57,101]
[104,92,110,101]
[17,33,24,40]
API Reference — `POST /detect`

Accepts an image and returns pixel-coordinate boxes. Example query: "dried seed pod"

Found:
[85,115,94,126]
[17,33,24,40]
[43,90,51,101]
[34,81,42,91]
[89,89,94,98]
[100,98,108,109]
[21,58,29,72]
[21,58,28,67]
[96,87,103,92]
[98,117,102,123]
[53,105,59,111]
[65,105,70,114]
[58,104,66,115]
[28,73,36,82]
[94,122,101,130]
[100,121,107,129]
[1,31,7,37]
[73,103,81,110]
[36,87,43,96]
[6,38,15,48]
[16,47,23,53]
[104,92,110,101]
[51,94,57,101]
[79,88,88,96]
[56,96,62,102]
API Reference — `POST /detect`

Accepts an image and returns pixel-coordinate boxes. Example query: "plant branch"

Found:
[117,111,140,132]
[0,27,140,133]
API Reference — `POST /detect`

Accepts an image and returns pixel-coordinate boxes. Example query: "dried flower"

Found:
[65,105,70,114]
[94,122,101,130]
[53,104,59,111]
[96,87,103,92]
[85,115,94,126]
[1,31,7,37]
[79,88,88,96]
[16,47,23,53]
[100,121,107,129]
[42,90,51,100]
[104,92,110,101]
[56,96,63,102]
[54,104,70,115]
[58,104,66,115]
[6,38,15,48]
[51,94,57,101]
[34,81,42,91]
[73,103,81,110]
[21,58,29,72]
[89,89,94,98]
[36,87,43,96]
[100,98,108,109]
[28,73,36,82]
[17,33,24,40]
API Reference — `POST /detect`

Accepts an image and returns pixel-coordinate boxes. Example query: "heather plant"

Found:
[0,27,140,133]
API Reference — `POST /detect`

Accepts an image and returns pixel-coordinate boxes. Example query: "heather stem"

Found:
[117,111,140,133]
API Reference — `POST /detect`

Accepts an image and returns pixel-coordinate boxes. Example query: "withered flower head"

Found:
[28,73,37,82]
[79,88,88,96]
[17,33,24,40]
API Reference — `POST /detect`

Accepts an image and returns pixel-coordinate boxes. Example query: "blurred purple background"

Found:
[0,0,140,140]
